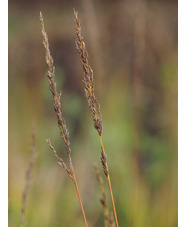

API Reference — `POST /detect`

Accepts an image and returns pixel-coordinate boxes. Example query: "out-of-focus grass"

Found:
[9,0,177,226]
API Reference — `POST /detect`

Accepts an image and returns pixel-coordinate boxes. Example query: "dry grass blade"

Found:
[94,163,115,227]
[74,9,119,227]
[40,12,88,227]
[20,126,37,227]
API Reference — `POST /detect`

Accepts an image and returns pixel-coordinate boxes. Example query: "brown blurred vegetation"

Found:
[9,0,177,226]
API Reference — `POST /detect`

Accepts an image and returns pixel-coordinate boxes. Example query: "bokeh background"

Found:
[9,0,178,226]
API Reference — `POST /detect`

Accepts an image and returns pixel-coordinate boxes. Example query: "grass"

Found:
[8,3,177,226]
[40,9,119,226]
[20,126,37,227]
[40,11,88,227]
[74,9,119,226]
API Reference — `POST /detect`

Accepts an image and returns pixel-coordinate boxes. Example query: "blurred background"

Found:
[9,0,177,226]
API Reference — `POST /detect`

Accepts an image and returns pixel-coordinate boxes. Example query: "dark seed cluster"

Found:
[101,150,108,177]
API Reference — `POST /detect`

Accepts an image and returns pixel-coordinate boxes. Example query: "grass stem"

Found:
[70,163,88,227]
[99,136,119,227]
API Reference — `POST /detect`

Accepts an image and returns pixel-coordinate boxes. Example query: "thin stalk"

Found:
[93,108,119,226]
[70,162,88,227]
[99,136,119,227]
[94,163,114,227]
[93,111,119,226]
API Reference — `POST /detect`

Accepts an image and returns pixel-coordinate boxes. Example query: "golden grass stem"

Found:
[94,163,114,227]
[70,163,88,227]
[99,136,119,227]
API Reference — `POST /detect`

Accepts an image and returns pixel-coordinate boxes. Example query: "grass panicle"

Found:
[40,12,88,227]
[20,126,37,227]
[94,163,115,227]
[74,9,119,227]
[73,9,102,136]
